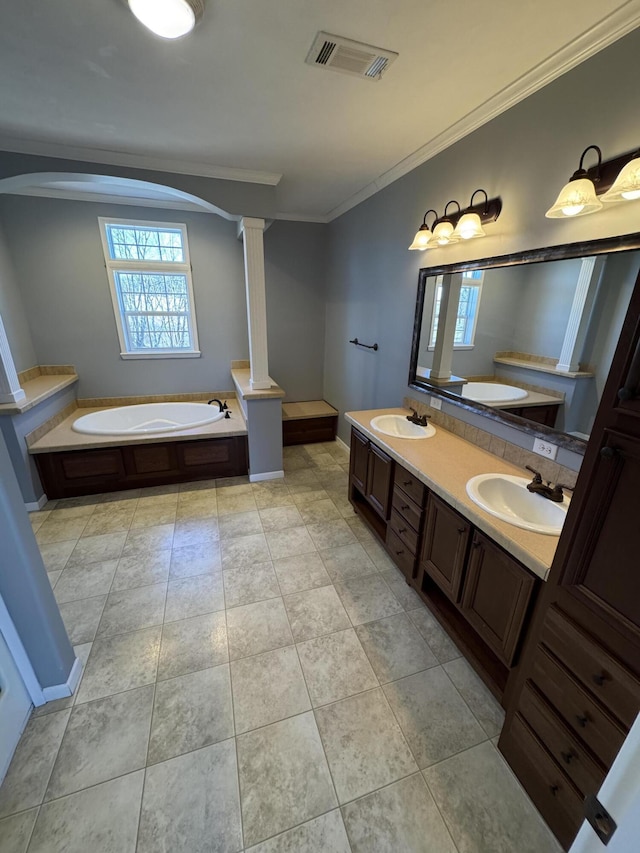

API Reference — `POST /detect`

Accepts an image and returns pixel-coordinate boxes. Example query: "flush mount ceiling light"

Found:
[408,191,502,251]
[546,144,640,218]
[127,0,204,39]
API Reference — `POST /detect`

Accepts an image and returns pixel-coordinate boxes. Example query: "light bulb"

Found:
[128,0,200,39]
[622,189,640,200]
[561,204,585,217]
[546,178,602,218]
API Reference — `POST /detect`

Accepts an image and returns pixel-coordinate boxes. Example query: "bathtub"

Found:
[463,382,528,404]
[72,402,224,435]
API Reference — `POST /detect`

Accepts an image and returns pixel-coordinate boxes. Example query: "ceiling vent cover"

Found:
[305,31,398,81]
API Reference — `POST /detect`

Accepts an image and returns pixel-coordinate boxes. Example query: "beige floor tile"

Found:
[53,559,118,604]
[297,628,378,707]
[158,611,228,680]
[221,532,271,570]
[283,585,350,642]
[121,524,174,557]
[230,645,311,733]
[96,583,167,638]
[335,574,404,626]
[356,613,438,683]
[319,542,377,582]
[443,657,505,738]
[76,626,161,704]
[408,607,462,663]
[223,560,280,608]
[272,552,332,596]
[306,519,357,550]
[165,573,225,622]
[58,595,107,644]
[258,505,304,532]
[226,597,293,660]
[68,531,127,566]
[169,543,222,579]
[217,492,258,516]
[130,503,176,529]
[245,810,351,853]
[112,550,172,590]
[298,498,342,525]
[172,517,220,549]
[218,510,263,539]
[36,516,88,544]
[38,540,76,573]
[0,809,38,853]
[265,526,317,560]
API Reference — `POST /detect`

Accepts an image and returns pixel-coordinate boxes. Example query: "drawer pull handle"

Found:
[550,785,559,796]
[472,541,481,549]
[561,750,576,765]
[593,672,608,687]
[401,504,410,511]
[457,527,465,534]
[600,446,617,460]
[398,527,407,534]
[576,714,589,728]
[403,480,412,486]
[395,549,405,556]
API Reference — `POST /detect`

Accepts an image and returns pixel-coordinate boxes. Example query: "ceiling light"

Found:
[408,210,437,250]
[601,155,640,202]
[128,0,204,39]
[546,145,604,218]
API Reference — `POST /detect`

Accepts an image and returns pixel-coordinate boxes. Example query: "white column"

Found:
[557,256,606,373]
[430,273,463,380]
[0,312,25,404]
[240,217,271,390]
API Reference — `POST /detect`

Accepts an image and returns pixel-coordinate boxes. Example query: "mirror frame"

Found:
[408,231,640,455]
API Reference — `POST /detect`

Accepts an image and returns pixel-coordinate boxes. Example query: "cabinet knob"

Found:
[472,540,481,549]
[593,672,608,687]
[600,446,617,460]
[403,480,412,487]
[576,714,589,728]
[550,784,559,797]
[395,549,405,556]
[457,527,465,535]
[398,527,407,534]
[401,504,410,511]
[561,750,575,765]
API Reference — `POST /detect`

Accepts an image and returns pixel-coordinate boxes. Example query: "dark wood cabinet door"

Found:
[366,442,393,520]
[420,494,470,603]
[461,531,536,666]
[350,428,369,493]
[560,430,640,631]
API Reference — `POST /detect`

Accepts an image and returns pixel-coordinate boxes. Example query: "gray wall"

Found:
[0,197,329,404]
[324,28,640,451]
[264,220,328,401]
[0,220,36,373]
[0,430,74,689]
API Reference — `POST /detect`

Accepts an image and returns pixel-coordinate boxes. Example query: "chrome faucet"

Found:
[525,465,573,502]
[406,408,430,427]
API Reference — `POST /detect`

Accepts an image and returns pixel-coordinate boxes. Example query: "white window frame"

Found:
[428,270,484,351]
[98,217,201,359]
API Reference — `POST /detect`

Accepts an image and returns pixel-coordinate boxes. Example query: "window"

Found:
[429,269,484,349]
[99,218,200,358]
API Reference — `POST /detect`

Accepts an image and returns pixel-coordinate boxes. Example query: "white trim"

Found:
[42,655,82,702]
[0,594,45,706]
[240,217,271,390]
[335,436,350,454]
[325,4,640,222]
[0,313,26,404]
[98,216,201,358]
[249,470,285,482]
[273,212,331,224]
[0,136,282,186]
[10,185,221,213]
[25,495,48,512]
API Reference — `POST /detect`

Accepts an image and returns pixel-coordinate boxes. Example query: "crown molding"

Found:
[0,136,282,187]
[7,185,214,212]
[272,211,330,224]
[326,2,640,221]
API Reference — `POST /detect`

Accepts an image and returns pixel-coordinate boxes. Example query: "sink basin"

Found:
[370,414,436,440]
[466,473,569,535]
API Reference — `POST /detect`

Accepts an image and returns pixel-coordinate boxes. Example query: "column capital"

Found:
[239,216,266,233]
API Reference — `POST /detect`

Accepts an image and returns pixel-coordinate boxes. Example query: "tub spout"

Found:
[208,398,228,412]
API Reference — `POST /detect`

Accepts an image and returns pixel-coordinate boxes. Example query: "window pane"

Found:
[115,271,193,351]
[106,224,184,263]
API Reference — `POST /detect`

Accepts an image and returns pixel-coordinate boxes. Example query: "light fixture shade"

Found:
[601,157,640,202]
[453,212,486,240]
[128,0,204,39]
[545,178,603,218]
[408,225,434,251]
[432,220,459,245]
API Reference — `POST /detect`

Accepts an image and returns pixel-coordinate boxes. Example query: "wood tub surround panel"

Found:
[35,435,249,498]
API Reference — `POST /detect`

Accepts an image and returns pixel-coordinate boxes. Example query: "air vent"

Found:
[305,31,398,81]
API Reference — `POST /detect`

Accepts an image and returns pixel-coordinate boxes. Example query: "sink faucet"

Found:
[406,408,430,427]
[525,465,573,502]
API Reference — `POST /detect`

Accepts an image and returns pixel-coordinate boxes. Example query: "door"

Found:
[0,630,32,783]
[420,493,470,603]
[366,442,393,520]
[350,428,369,493]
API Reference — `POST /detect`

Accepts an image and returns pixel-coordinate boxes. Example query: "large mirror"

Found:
[409,233,640,453]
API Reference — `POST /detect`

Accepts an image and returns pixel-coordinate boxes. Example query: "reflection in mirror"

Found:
[411,237,640,448]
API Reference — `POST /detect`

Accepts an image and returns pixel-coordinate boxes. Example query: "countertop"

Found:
[0,374,78,415]
[28,402,248,454]
[346,408,561,582]
[231,368,285,400]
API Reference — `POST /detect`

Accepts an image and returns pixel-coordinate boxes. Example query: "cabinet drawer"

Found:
[507,713,584,850]
[389,508,419,554]
[531,646,626,768]
[541,606,640,729]
[391,485,423,532]
[520,681,606,797]
[386,529,417,579]
[393,463,426,507]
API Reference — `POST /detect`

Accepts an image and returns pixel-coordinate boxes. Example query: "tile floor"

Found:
[0,441,562,852]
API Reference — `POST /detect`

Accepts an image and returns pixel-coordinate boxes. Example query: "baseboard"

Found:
[25,494,48,512]
[249,470,285,482]
[336,436,350,454]
[40,655,83,703]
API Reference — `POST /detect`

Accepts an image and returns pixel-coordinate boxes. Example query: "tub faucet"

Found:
[406,408,430,427]
[208,398,228,413]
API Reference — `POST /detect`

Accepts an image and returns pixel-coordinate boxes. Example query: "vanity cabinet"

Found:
[387,465,428,582]
[460,531,536,667]
[349,428,393,536]
[420,494,470,604]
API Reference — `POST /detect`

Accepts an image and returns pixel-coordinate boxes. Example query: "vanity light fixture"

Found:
[546,145,640,218]
[408,209,438,250]
[408,191,502,250]
[127,0,204,39]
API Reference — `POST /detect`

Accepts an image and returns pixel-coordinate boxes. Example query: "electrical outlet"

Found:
[430,396,442,411]
[533,437,558,460]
